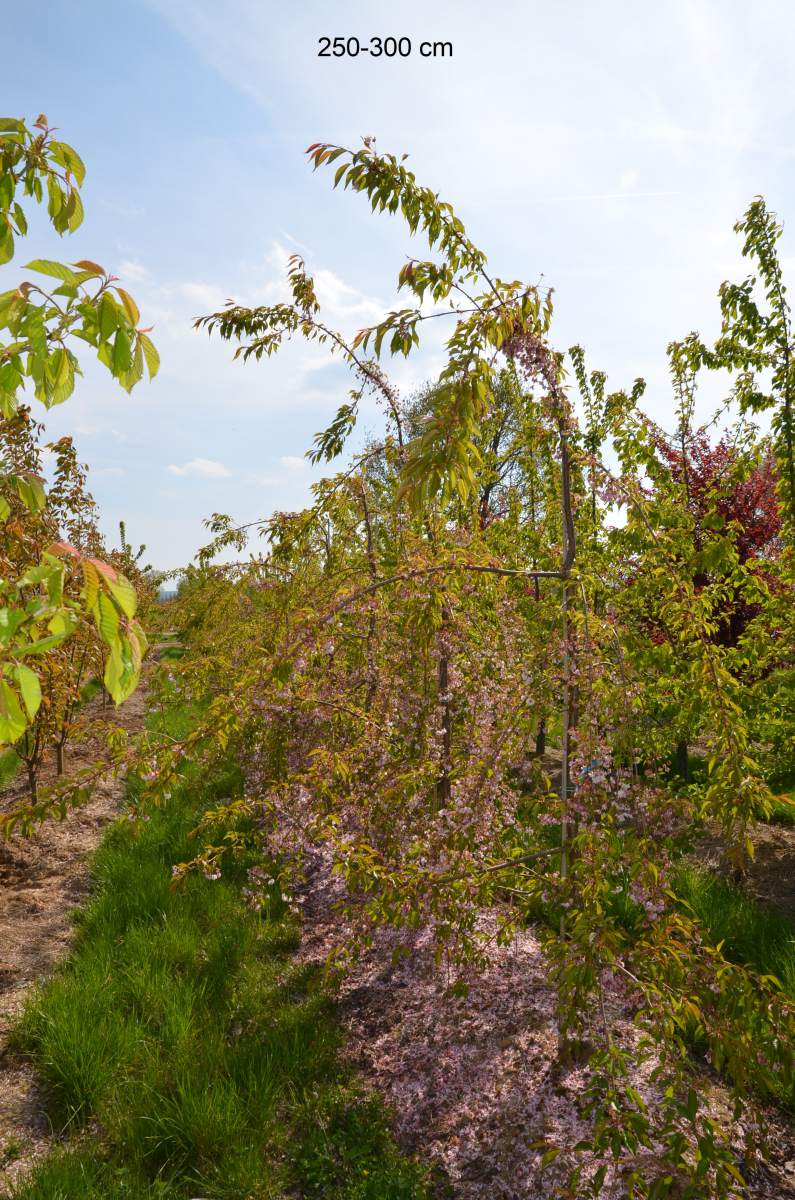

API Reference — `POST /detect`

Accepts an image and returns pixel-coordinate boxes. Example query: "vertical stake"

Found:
[559,578,569,939]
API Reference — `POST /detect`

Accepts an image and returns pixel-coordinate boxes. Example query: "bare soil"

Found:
[735,822,795,920]
[693,814,795,925]
[0,682,148,1189]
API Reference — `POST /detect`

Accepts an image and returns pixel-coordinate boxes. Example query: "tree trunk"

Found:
[534,718,546,757]
[559,580,573,939]
[435,603,452,809]
[27,764,38,803]
[360,481,379,712]
[557,406,576,941]
[675,739,690,782]
[55,742,65,775]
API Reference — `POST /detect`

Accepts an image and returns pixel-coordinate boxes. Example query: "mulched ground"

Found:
[296,845,795,1200]
[723,822,795,919]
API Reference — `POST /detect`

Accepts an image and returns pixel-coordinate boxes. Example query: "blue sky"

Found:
[4,0,795,567]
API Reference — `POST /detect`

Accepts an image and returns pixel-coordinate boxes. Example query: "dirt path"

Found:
[0,681,149,1188]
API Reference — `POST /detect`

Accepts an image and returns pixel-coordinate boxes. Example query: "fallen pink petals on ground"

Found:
[297,851,795,1199]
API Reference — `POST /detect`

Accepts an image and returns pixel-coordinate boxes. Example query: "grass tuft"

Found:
[674,863,795,997]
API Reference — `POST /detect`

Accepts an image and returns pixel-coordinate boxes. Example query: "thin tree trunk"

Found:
[436,601,452,809]
[27,763,38,803]
[555,394,582,1062]
[360,480,379,711]
[675,739,690,783]
[55,742,65,775]
[556,399,576,942]
[559,581,571,940]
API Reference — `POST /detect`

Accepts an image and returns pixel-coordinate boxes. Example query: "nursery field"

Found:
[1,112,794,1200]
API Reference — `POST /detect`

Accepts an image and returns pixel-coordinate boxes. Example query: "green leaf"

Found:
[120,340,144,393]
[47,140,86,187]
[10,664,41,719]
[24,259,80,286]
[44,563,66,606]
[112,326,132,375]
[95,591,120,644]
[107,572,137,618]
[24,306,47,359]
[18,560,58,586]
[139,332,160,380]
[66,188,84,232]
[47,349,75,406]
[14,472,47,512]
[46,174,63,225]
[115,286,140,327]
[0,173,13,211]
[97,293,119,340]
[0,222,14,265]
[132,621,148,661]
[47,609,77,638]
[104,644,123,700]
[17,632,66,656]
[0,607,27,643]
[50,347,71,386]
[0,678,27,744]
[592,1166,608,1192]
[104,635,140,704]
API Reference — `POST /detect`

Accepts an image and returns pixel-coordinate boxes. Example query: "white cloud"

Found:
[244,240,385,327]
[75,425,129,442]
[94,466,126,477]
[168,457,232,478]
[279,455,308,470]
[100,199,144,219]
[175,281,228,309]
[314,268,384,325]
[119,259,150,282]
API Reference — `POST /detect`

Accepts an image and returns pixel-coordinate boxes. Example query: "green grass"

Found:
[158,645,185,662]
[674,863,795,997]
[4,709,431,1199]
[672,863,795,1109]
